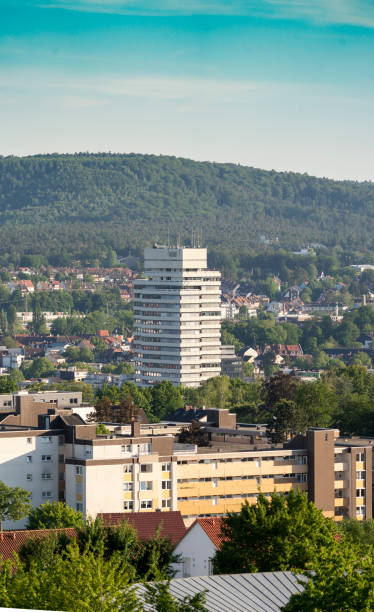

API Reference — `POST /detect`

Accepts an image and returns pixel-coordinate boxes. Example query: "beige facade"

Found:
[0,418,372,528]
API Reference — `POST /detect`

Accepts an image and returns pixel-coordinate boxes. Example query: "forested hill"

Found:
[0,153,373,264]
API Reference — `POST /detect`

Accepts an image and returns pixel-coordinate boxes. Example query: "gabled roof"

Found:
[0,528,77,560]
[99,511,186,546]
[194,518,225,549]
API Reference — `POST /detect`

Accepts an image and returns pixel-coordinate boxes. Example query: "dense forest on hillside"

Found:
[0,153,374,265]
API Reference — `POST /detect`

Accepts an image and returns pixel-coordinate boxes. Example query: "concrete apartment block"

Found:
[133,246,221,387]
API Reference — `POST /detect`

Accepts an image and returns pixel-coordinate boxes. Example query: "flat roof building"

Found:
[133,246,221,387]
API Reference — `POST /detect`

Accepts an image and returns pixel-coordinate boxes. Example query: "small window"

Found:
[356,452,365,462]
[123,464,133,473]
[140,500,152,509]
[356,488,365,497]
[356,471,366,480]
[123,501,134,511]
[26,473,32,480]
[162,480,171,490]
[121,445,132,453]
[42,491,52,498]
[75,466,83,475]
[162,462,171,471]
[41,455,52,462]
[42,473,52,480]
[140,481,152,491]
[123,482,133,492]
[76,503,83,512]
[26,438,32,444]
[26,456,32,463]
[140,464,152,473]
[162,499,171,508]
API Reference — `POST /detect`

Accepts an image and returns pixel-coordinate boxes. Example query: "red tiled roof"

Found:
[0,528,77,560]
[99,511,186,546]
[196,518,225,550]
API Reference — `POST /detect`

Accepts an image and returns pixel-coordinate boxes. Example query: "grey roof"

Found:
[138,571,305,611]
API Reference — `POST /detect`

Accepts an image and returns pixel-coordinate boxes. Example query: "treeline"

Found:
[223,305,374,356]
[91,367,374,438]
[0,285,133,336]
[1,153,374,265]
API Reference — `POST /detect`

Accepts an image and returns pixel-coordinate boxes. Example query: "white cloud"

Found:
[0,70,259,103]
[34,0,374,28]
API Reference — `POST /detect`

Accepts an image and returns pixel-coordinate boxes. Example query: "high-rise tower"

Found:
[133,246,221,387]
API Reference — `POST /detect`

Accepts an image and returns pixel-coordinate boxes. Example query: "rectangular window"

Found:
[140,481,152,491]
[162,499,171,509]
[297,474,308,483]
[356,471,366,480]
[121,445,132,453]
[162,481,171,490]
[335,489,343,498]
[123,464,133,473]
[26,456,32,463]
[356,489,365,497]
[26,438,32,444]
[357,506,365,516]
[123,501,134,511]
[26,473,32,480]
[76,503,83,512]
[162,462,171,471]
[356,452,365,462]
[42,491,52,498]
[140,500,152,509]
[41,455,52,462]
[140,464,152,473]
[75,466,83,475]
[123,482,133,492]
[42,473,52,480]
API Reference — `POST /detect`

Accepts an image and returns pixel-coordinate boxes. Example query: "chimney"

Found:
[131,420,140,438]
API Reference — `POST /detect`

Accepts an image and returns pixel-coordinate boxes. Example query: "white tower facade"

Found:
[133,246,221,387]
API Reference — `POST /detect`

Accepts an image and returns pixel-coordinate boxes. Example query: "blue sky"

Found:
[1,1,374,180]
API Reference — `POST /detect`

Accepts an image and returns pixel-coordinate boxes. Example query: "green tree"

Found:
[6,304,17,334]
[144,581,208,611]
[0,542,140,612]
[283,545,374,612]
[22,357,55,379]
[0,310,7,335]
[0,480,31,531]
[27,501,84,530]
[1,336,19,348]
[151,380,184,420]
[266,399,307,443]
[213,490,338,574]
[352,352,372,368]
[9,368,25,385]
[30,303,48,335]
[0,376,17,393]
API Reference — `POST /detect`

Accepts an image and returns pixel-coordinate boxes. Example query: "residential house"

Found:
[172,518,224,577]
